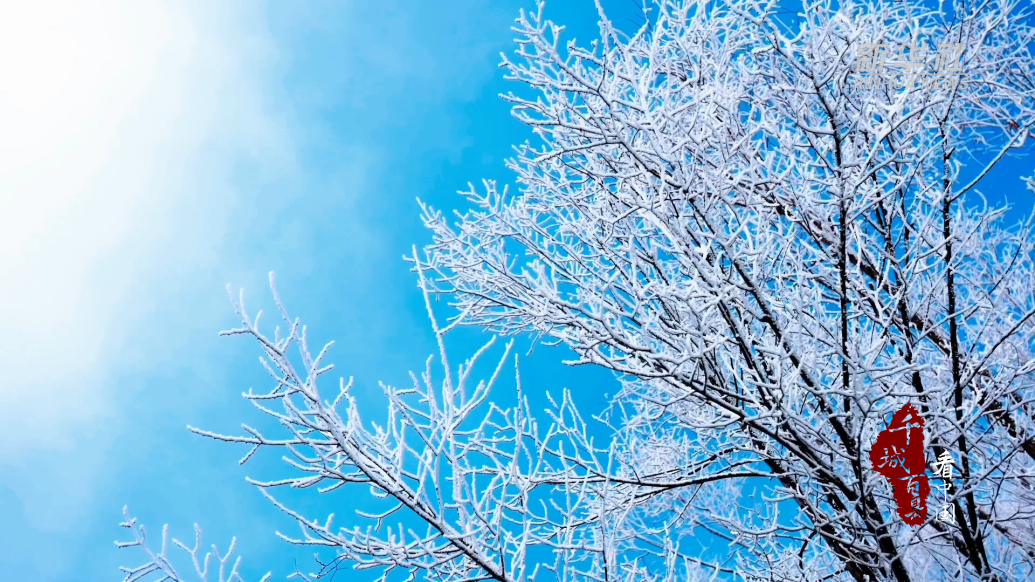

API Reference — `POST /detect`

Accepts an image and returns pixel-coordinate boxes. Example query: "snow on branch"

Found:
[116,506,270,582]
[117,0,1035,580]
[418,0,1035,580]
[120,253,737,582]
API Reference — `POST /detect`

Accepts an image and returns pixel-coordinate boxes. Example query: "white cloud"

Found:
[0,0,294,457]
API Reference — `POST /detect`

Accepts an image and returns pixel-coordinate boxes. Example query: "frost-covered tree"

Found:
[120,0,1035,581]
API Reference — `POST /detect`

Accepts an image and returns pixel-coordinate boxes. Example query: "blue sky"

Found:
[0,1,635,580]
[1,2,1033,581]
